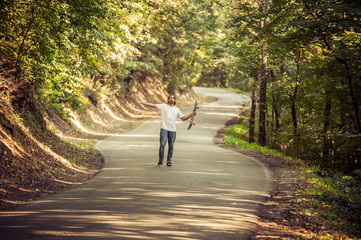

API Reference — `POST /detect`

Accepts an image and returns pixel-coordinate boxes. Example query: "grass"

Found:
[224,123,361,239]
[225,135,285,157]
[225,124,285,157]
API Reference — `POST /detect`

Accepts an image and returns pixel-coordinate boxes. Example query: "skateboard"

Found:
[188,99,199,130]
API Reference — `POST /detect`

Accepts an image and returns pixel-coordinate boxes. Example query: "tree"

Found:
[258,0,269,147]
[0,0,112,110]
[263,0,361,169]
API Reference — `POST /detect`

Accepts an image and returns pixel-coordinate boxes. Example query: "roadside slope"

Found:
[0,74,196,211]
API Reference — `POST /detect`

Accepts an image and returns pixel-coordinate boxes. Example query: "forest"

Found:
[1,0,360,171]
[1,0,361,238]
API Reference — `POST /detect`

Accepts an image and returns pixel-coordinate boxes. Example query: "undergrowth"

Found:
[225,123,361,239]
[298,166,361,238]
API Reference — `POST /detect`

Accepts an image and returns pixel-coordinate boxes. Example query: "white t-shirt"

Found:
[155,103,184,132]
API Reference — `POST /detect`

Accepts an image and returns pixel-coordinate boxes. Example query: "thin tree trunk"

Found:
[290,49,301,142]
[291,100,297,139]
[249,75,258,143]
[257,1,268,147]
[322,93,332,164]
[270,69,280,131]
[258,42,267,146]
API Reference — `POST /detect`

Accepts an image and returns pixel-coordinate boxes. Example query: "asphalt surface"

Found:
[0,87,273,240]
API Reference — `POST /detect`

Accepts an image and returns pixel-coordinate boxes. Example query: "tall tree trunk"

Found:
[258,41,267,147]
[290,49,301,142]
[249,74,259,143]
[257,1,268,147]
[322,93,332,164]
[270,69,280,131]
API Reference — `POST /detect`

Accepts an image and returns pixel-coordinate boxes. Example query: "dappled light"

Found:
[0,0,359,237]
[0,116,92,173]
[104,106,127,121]
[0,133,27,158]
[0,171,268,239]
[87,110,107,125]
[52,179,84,185]
[0,89,273,239]
[118,105,153,119]
[69,112,118,136]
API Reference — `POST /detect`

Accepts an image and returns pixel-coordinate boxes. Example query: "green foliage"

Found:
[1,0,227,111]
[226,124,248,139]
[225,124,285,157]
[223,0,361,171]
[0,0,113,111]
[2,0,359,173]
[143,0,224,89]
[298,166,361,236]
[39,74,85,111]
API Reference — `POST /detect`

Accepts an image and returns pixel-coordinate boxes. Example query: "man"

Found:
[138,95,194,167]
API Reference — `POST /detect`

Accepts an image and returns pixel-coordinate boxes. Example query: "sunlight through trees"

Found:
[1,0,360,170]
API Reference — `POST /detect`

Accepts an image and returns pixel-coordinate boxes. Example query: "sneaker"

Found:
[167,162,172,167]
[158,161,163,166]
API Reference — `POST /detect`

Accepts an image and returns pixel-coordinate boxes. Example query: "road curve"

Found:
[0,87,273,240]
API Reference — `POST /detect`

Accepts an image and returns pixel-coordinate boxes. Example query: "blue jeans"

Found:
[159,129,176,163]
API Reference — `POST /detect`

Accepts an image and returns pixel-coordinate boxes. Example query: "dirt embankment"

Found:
[0,73,197,211]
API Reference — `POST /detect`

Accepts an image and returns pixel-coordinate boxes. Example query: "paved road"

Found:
[0,87,273,240]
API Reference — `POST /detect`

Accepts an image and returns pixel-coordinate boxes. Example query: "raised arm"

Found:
[181,112,195,121]
[137,100,157,109]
